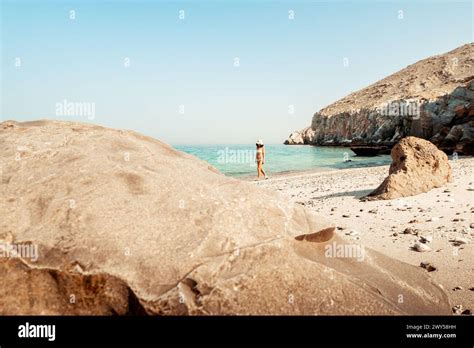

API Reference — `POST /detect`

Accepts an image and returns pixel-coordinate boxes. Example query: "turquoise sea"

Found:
[175,144,391,177]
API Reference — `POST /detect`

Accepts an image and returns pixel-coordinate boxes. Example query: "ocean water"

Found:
[175,144,391,177]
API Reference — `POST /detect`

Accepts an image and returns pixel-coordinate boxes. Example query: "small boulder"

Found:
[345,230,359,236]
[367,137,452,200]
[413,242,431,252]
[452,305,463,315]
[450,237,470,246]
[420,262,437,272]
[403,227,418,235]
[420,235,433,243]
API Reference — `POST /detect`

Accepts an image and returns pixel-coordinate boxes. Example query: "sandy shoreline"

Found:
[251,157,474,312]
[237,166,338,181]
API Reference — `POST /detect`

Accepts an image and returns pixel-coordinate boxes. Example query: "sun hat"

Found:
[256,139,264,146]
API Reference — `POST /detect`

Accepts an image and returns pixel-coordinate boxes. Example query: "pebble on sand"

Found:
[413,242,431,252]
[420,235,433,243]
[345,230,360,236]
[403,227,418,235]
[450,237,470,246]
[452,305,463,314]
[420,262,437,272]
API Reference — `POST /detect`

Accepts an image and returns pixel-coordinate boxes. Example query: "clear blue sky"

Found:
[1,0,472,144]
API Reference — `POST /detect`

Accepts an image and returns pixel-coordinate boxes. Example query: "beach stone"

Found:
[345,230,359,236]
[0,120,451,315]
[413,243,431,252]
[420,262,437,272]
[403,227,418,235]
[427,217,440,222]
[367,137,452,200]
[452,305,464,315]
[450,237,470,246]
[420,235,433,243]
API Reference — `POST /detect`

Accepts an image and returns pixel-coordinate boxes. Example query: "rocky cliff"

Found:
[285,43,474,155]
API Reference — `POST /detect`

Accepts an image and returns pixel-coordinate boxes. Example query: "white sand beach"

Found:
[253,157,474,312]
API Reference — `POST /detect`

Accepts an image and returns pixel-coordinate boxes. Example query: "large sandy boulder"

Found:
[367,136,452,200]
[0,120,451,315]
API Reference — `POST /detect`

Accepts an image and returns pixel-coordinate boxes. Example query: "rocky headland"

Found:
[285,43,474,155]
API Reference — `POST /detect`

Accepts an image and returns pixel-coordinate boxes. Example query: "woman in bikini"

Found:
[255,139,268,180]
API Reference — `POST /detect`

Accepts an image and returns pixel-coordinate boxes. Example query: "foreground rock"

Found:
[367,137,452,200]
[285,43,474,155]
[0,258,146,315]
[0,120,451,315]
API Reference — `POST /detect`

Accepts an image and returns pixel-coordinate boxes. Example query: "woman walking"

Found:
[255,139,268,180]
